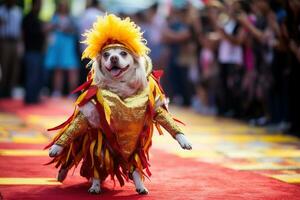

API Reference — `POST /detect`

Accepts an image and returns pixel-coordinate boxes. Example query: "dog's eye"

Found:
[103,52,110,58]
[120,51,127,57]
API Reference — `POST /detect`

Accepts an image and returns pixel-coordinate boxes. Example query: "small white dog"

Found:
[49,46,192,194]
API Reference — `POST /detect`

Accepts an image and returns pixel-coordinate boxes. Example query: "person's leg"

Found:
[25,52,43,103]
[0,40,12,97]
[179,67,192,106]
[168,64,183,104]
[218,63,229,115]
[68,68,79,93]
[53,69,64,96]
[9,41,21,90]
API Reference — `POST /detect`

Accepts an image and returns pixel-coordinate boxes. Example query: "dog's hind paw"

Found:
[57,167,68,182]
[88,178,101,194]
[136,187,149,195]
[88,185,101,194]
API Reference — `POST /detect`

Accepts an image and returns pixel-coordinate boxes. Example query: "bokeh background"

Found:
[1,0,299,135]
[1,0,300,199]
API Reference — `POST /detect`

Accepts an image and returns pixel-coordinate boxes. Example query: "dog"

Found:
[49,45,192,194]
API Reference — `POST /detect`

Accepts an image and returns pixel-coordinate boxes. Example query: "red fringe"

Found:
[47,112,74,131]
[78,86,98,107]
[173,117,186,126]
[71,79,92,94]
[152,70,164,80]
[94,102,123,157]
[151,70,166,94]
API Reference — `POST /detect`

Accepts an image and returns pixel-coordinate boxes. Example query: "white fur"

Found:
[88,178,101,194]
[79,102,100,128]
[133,170,148,194]
[175,134,192,150]
[49,144,63,157]
[154,96,170,111]
[93,48,148,98]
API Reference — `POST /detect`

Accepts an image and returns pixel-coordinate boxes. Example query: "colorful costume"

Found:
[46,14,184,186]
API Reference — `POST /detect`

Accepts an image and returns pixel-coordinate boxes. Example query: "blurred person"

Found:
[236,0,261,120]
[78,0,104,84]
[210,0,246,117]
[268,0,290,130]
[193,3,221,115]
[232,1,270,125]
[162,6,194,106]
[238,0,289,129]
[143,3,167,70]
[44,1,79,97]
[0,0,22,97]
[22,0,45,104]
[195,35,219,115]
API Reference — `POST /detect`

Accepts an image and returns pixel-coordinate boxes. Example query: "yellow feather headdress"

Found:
[82,14,150,59]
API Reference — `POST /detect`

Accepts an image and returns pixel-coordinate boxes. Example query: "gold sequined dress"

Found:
[46,71,183,186]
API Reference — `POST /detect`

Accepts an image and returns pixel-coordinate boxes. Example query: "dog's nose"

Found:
[110,56,118,64]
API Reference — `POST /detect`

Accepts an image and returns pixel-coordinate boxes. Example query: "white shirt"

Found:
[218,20,243,65]
[0,5,22,39]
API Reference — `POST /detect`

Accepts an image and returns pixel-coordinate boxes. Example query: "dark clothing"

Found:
[167,21,193,106]
[24,52,44,103]
[22,12,45,103]
[22,12,45,52]
[288,55,300,135]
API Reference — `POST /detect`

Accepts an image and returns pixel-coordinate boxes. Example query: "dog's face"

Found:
[100,48,135,79]
[93,46,148,98]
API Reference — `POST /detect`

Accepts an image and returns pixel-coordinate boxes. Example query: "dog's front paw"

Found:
[49,144,63,157]
[136,187,149,195]
[176,133,192,150]
[88,178,101,194]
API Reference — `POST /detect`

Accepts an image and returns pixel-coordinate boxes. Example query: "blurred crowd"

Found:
[0,0,300,135]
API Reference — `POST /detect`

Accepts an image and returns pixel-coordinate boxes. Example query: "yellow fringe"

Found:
[94,168,100,179]
[96,90,111,124]
[155,122,164,135]
[65,143,73,164]
[105,149,111,172]
[134,154,144,180]
[96,130,103,159]
[75,90,88,105]
[90,140,96,168]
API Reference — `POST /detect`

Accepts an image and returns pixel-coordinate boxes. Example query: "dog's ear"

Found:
[96,53,102,63]
[133,54,142,66]
[95,54,105,73]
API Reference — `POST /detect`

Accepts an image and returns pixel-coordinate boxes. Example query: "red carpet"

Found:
[0,98,74,118]
[1,99,300,199]
[1,145,300,200]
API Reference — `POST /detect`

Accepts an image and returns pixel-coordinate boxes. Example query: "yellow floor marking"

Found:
[257,135,299,143]
[12,136,48,144]
[263,149,300,157]
[0,127,9,137]
[26,115,67,129]
[0,149,47,156]
[224,151,264,158]
[170,149,222,158]
[0,178,61,185]
[223,163,300,171]
[267,174,300,183]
